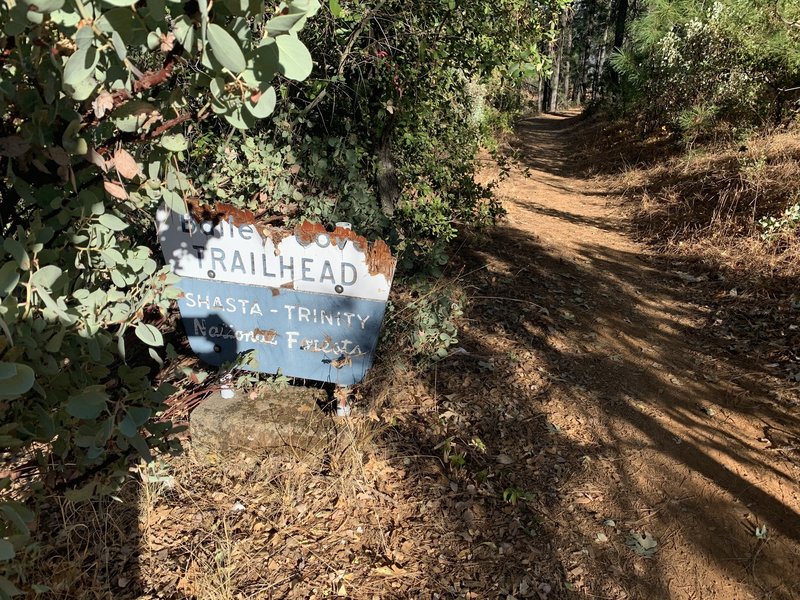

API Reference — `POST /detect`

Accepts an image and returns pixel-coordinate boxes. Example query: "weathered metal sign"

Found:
[157,203,396,384]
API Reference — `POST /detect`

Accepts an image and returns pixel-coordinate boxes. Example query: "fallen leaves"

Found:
[92,91,114,119]
[103,179,128,200]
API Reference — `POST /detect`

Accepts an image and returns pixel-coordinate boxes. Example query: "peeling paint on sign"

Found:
[157,202,396,384]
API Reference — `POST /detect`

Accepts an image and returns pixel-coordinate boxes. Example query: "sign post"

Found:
[157,203,396,386]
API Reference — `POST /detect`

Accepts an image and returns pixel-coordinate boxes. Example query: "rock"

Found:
[190,386,332,463]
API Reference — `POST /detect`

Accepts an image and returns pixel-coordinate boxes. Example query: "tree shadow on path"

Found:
[386,110,800,599]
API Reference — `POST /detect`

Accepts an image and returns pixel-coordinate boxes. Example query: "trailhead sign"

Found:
[157,203,396,384]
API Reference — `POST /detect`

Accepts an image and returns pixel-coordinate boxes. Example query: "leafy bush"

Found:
[271,0,566,268]
[177,0,565,274]
[610,0,800,133]
[0,0,317,593]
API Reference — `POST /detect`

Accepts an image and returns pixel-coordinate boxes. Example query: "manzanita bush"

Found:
[0,0,317,593]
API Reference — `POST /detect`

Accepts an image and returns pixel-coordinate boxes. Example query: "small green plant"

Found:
[382,279,465,364]
[503,486,533,505]
[739,153,769,185]
[409,286,464,362]
[469,437,487,453]
[448,453,467,469]
[678,103,719,142]
[475,469,490,484]
[435,437,466,470]
[759,201,800,240]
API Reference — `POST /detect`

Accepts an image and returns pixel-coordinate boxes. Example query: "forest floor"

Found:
[33,112,800,600]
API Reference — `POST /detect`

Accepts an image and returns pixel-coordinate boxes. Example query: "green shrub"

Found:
[0,0,317,593]
[610,0,800,132]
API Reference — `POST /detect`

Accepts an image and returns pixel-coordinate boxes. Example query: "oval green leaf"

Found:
[0,540,15,561]
[63,44,98,86]
[98,213,128,231]
[275,34,313,81]
[135,322,163,347]
[4,239,30,271]
[244,86,276,118]
[252,42,279,83]
[160,133,187,152]
[0,262,19,295]
[266,13,305,36]
[0,362,35,397]
[207,23,246,74]
[162,189,187,213]
[23,0,65,12]
[31,265,63,290]
[66,388,109,420]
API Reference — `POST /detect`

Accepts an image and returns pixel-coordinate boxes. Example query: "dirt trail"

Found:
[465,111,800,598]
[56,111,800,600]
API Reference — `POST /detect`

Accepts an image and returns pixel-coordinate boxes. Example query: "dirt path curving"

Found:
[82,111,800,600]
[463,111,800,599]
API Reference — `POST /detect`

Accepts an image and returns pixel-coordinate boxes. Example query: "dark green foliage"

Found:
[263,0,567,270]
[607,0,800,132]
[0,0,317,594]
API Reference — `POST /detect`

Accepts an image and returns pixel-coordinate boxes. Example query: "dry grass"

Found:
[22,412,396,599]
[19,340,577,600]
[588,125,800,285]
[579,119,800,385]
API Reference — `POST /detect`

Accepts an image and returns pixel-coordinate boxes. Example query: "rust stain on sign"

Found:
[295,221,368,251]
[187,200,257,228]
[252,328,277,342]
[366,239,396,281]
[295,221,395,280]
[262,226,293,253]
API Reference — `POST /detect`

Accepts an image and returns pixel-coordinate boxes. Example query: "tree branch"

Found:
[301,0,388,117]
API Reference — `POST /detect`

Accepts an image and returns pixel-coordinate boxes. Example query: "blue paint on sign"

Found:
[176,278,387,385]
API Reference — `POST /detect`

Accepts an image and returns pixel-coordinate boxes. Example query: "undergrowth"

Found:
[588,122,800,286]
[582,117,800,386]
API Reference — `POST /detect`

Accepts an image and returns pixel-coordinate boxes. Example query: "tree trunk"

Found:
[613,0,628,50]
[550,47,561,112]
[542,77,552,113]
[549,8,569,112]
[610,0,629,85]
[593,22,610,98]
[579,43,590,102]
[563,14,573,107]
[578,1,597,103]
[537,74,545,113]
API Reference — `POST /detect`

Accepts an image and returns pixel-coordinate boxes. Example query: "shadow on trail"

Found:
[504,197,621,234]
[382,114,800,598]
[507,112,588,178]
